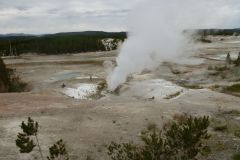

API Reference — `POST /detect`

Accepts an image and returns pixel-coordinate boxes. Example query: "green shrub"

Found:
[233,153,240,160]
[197,38,212,43]
[214,66,228,72]
[0,57,10,91]
[181,84,203,89]
[0,57,27,92]
[165,91,182,99]
[225,84,240,92]
[47,139,69,160]
[107,116,210,160]
[213,125,228,132]
[208,66,214,70]
[8,77,27,92]
[222,110,240,116]
[234,130,240,138]
[16,117,69,160]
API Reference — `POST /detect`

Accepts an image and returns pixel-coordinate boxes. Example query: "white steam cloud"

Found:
[107,0,240,91]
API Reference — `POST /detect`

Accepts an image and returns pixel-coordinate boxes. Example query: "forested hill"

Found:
[194,28,240,36]
[0,31,127,56]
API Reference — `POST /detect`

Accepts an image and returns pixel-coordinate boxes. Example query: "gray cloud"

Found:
[0,0,240,34]
[0,0,140,34]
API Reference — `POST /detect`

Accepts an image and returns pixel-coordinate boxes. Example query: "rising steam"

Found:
[107,0,240,91]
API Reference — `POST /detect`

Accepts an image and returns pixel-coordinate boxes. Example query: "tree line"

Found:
[0,31,127,56]
[195,29,240,36]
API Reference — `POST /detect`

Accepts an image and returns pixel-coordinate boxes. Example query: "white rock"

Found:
[62,83,98,99]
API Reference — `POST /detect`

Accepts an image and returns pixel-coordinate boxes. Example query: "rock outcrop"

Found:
[101,38,122,51]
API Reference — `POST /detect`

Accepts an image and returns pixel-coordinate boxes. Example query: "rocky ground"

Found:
[1,36,240,160]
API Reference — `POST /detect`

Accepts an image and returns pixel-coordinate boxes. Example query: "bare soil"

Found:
[1,37,240,160]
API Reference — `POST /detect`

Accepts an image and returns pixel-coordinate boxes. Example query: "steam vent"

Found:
[1,0,240,159]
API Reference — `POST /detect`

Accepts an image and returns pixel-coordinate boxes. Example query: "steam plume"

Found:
[107,0,240,91]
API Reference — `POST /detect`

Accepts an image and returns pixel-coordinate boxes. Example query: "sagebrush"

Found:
[108,116,210,160]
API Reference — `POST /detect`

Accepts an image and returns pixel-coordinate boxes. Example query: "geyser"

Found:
[107,0,240,91]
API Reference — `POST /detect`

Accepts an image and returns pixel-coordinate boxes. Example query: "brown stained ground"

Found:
[1,37,240,160]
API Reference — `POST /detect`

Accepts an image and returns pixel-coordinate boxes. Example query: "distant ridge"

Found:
[1,29,238,56]
[0,33,35,37]
[0,31,127,39]
[2,28,239,38]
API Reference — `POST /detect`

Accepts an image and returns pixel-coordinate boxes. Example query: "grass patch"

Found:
[234,130,240,138]
[233,153,240,160]
[146,122,157,131]
[171,69,181,74]
[213,124,228,132]
[222,110,240,116]
[224,84,240,93]
[210,85,221,90]
[165,90,183,99]
[208,71,221,76]
[208,66,214,70]
[198,38,212,43]
[181,84,203,89]
[214,66,229,72]
[8,77,28,92]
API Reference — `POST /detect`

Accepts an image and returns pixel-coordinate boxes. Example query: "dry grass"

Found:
[181,84,203,89]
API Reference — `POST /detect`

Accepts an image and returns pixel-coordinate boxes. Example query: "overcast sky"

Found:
[1,0,240,34]
[0,0,141,34]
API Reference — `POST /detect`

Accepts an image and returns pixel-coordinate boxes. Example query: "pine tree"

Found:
[236,52,240,66]
[16,117,69,160]
[226,52,232,65]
